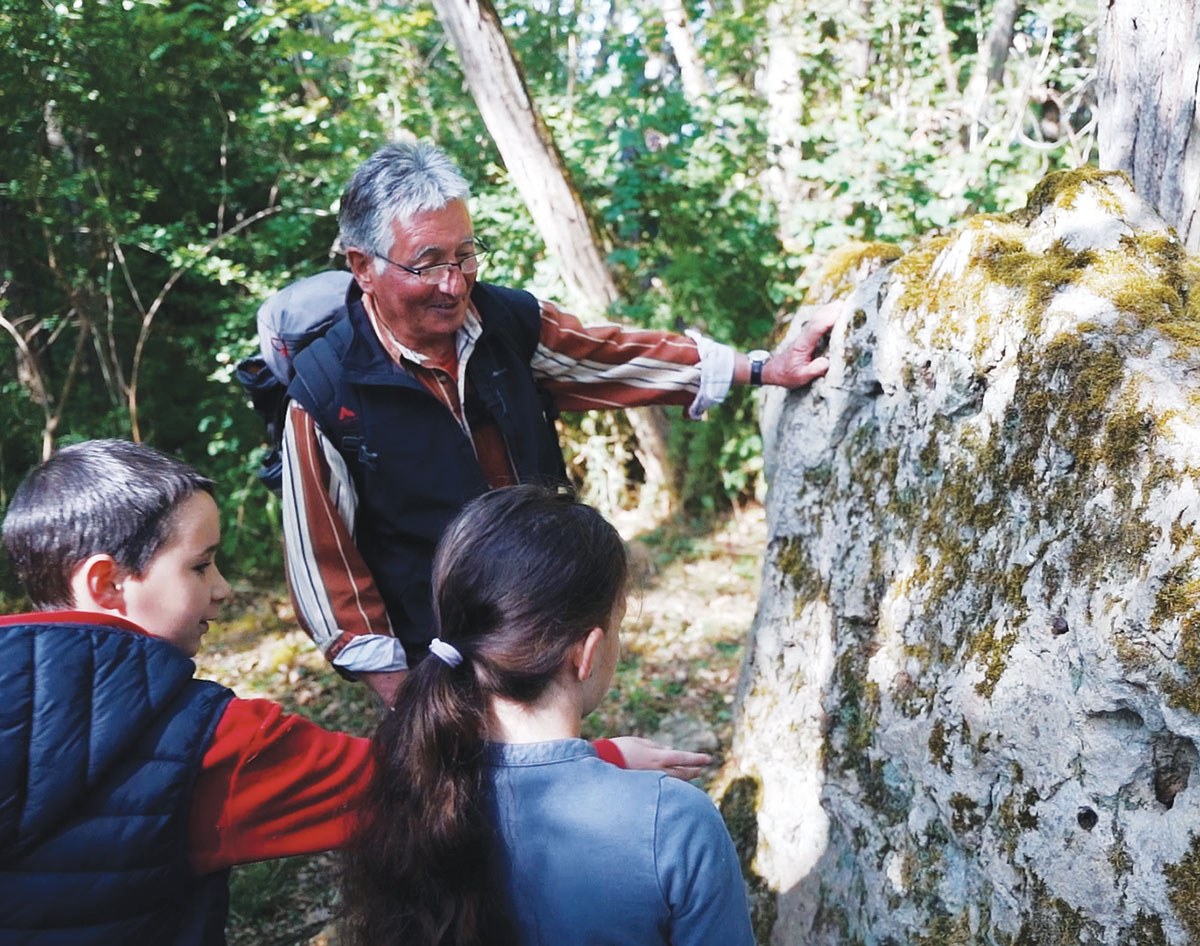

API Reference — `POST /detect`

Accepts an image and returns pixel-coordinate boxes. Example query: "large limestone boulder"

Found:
[726,169,1200,945]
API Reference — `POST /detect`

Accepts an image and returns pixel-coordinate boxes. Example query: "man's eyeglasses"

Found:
[377,240,489,285]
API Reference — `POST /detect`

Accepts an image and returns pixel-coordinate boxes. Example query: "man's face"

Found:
[120,491,231,657]
[350,199,477,355]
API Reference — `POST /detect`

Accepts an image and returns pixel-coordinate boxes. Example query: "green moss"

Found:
[1013,878,1100,946]
[1022,167,1131,218]
[718,776,779,944]
[913,909,973,945]
[928,718,952,774]
[949,792,984,834]
[893,233,955,312]
[773,535,823,602]
[981,239,1096,321]
[809,240,905,301]
[1164,833,1200,942]
[1152,557,1200,713]
[966,622,1020,698]
[1109,824,1132,881]
[1123,912,1168,946]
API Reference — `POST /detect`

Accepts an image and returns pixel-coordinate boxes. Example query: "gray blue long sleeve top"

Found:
[485,738,755,946]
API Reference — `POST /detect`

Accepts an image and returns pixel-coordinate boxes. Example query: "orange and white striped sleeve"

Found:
[280,402,407,673]
[531,300,735,417]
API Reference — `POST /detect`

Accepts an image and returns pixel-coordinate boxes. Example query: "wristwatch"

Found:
[748,349,771,387]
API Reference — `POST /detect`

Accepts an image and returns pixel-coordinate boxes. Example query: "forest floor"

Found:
[195,503,768,946]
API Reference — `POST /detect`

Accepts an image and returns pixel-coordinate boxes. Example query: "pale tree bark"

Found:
[1098,0,1200,251]
[962,0,1023,149]
[759,2,808,249]
[432,0,676,505]
[431,0,617,316]
[661,0,709,107]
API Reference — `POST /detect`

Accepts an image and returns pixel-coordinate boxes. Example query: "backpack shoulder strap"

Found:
[288,321,373,479]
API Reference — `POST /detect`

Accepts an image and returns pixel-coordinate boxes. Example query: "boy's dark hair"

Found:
[1,439,215,609]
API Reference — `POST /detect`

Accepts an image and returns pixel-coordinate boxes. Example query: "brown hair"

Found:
[340,485,627,946]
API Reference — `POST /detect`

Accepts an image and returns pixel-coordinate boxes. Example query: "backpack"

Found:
[235,270,354,491]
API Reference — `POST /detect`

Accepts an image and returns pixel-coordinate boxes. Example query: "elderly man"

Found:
[281,139,836,705]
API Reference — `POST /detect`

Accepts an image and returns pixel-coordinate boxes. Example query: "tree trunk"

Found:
[962,0,1023,150]
[661,0,709,107]
[1098,0,1200,251]
[759,2,808,249]
[430,0,617,316]
[431,0,676,504]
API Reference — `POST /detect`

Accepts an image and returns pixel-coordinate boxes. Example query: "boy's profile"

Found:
[0,439,373,945]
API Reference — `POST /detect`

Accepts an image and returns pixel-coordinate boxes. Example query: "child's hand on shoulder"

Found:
[609,736,712,780]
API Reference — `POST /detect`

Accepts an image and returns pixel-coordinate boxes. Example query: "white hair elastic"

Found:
[429,637,464,668]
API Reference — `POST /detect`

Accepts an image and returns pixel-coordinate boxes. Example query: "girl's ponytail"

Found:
[341,649,512,946]
[341,485,627,946]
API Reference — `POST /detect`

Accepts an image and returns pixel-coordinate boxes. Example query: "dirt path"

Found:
[196,505,768,945]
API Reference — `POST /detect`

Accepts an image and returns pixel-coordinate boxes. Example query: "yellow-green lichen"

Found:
[1021,167,1132,218]
[948,792,984,834]
[808,240,905,302]
[1164,834,1200,943]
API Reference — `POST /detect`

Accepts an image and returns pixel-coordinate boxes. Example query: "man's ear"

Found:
[573,627,606,682]
[346,249,376,294]
[68,554,127,614]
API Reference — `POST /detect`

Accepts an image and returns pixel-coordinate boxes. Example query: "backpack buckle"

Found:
[341,436,378,471]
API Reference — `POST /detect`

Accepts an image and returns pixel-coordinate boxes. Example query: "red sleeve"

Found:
[189,697,374,874]
[591,738,626,767]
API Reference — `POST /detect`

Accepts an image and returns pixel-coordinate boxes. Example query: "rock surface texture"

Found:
[726,169,1200,945]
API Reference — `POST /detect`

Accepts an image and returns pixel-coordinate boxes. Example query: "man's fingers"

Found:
[794,355,831,385]
[807,300,841,334]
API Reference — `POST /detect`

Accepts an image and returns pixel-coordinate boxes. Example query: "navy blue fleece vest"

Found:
[289,281,567,661]
[0,617,235,945]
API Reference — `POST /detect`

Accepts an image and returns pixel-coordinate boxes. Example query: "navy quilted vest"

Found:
[0,616,235,945]
[289,281,567,661]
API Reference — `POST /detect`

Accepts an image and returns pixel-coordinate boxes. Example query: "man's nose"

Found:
[437,263,467,293]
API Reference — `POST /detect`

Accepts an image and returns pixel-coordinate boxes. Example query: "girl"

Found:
[341,485,754,946]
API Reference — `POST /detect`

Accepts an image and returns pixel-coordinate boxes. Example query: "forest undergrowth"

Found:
[196,504,767,946]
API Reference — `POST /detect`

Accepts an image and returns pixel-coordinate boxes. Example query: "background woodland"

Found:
[0,0,1110,591]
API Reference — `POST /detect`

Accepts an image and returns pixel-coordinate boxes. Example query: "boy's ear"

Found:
[69,554,128,613]
[573,627,606,683]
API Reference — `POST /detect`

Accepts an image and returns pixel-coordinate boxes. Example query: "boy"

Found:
[0,440,373,945]
[0,439,707,944]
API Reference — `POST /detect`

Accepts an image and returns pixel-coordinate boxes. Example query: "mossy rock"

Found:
[733,168,1200,945]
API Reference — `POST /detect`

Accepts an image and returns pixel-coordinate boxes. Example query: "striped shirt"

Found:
[281,297,735,674]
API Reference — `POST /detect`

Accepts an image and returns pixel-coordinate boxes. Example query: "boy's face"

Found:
[119,490,230,657]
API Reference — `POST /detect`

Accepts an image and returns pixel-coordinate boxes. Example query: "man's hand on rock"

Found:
[760,300,840,388]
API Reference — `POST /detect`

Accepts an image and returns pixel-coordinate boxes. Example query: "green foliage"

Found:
[1,0,1101,559]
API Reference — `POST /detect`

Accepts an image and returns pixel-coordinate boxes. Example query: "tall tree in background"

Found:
[431,0,676,502]
[431,0,616,315]
[1098,0,1200,251]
